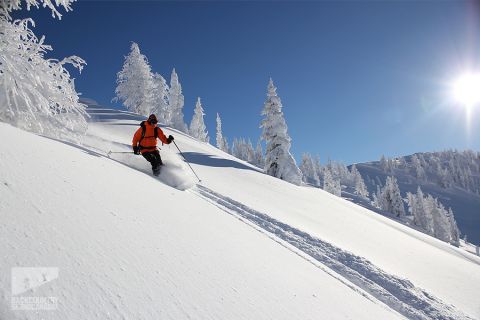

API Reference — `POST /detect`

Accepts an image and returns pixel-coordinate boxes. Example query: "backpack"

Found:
[138,121,159,146]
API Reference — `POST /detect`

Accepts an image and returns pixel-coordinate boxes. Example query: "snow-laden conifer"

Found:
[428,197,451,243]
[411,154,426,181]
[152,72,170,125]
[0,0,87,140]
[406,188,460,245]
[114,42,155,116]
[168,69,188,132]
[300,153,320,186]
[231,138,248,161]
[350,165,369,200]
[254,140,265,168]
[406,187,433,234]
[260,79,301,185]
[216,113,229,152]
[323,167,341,196]
[190,97,209,143]
[447,208,460,246]
[246,140,255,163]
[378,176,405,217]
[313,155,323,186]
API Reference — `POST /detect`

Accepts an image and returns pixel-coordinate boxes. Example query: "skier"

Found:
[132,114,174,176]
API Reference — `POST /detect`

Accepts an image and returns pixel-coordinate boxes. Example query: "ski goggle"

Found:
[148,116,158,124]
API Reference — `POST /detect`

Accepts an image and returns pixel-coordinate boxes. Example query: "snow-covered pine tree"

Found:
[245,139,255,163]
[327,160,351,185]
[231,138,240,158]
[411,154,426,181]
[313,155,323,187]
[372,185,383,209]
[168,68,188,132]
[190,97,209,143]
[0,0,87,141]
[215,113,223,149]
[254,140,265,168]
[300,153,311,184]
[216,113,229,152]
[232,139,240,159]
[223,136,230,154]
[260,79,301,185]
[326,160,338,181]
[350,165,369,200]
[429,197,451,243]
[406,187,433,234]
[406,192,417,218]
[447,208,460,246]
[114,42,155,116]
[439,167,453,188]
[380,155,396,173]
[381,176,405,217]
[240,139,247,161]
[231,138,254,163]
[151,72,170,125]
[237,138,247,161]
[323,167,341,196]
[300,153,320,186]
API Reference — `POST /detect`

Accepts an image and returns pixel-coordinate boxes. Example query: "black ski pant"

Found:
[142,150,163,176]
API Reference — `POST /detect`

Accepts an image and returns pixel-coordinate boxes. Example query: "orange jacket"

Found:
[132,121,168,153]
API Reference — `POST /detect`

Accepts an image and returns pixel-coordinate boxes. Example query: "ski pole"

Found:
[108,146,162,157]
[172,141,202,183]
[107,151,135,157]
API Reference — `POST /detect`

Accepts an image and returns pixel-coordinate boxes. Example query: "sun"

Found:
[452,73,480,108]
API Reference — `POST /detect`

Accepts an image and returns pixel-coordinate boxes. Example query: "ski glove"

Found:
[167,135,174,144]
[133,146,141,155]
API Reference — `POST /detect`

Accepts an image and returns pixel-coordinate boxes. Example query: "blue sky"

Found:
[15,1,480,164]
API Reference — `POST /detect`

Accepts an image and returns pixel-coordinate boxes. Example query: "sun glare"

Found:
[452,73,480,108]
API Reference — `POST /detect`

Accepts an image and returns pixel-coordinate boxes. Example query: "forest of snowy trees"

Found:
[376,151,480,194]
[114,44,189,134]
[299,152,464,246]
[362,150,479,246]
[406,187,460,246]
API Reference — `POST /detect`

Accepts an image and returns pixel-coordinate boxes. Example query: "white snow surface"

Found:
[1,106,480,319]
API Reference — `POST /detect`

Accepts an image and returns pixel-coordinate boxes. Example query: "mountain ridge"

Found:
[354,151,480,245]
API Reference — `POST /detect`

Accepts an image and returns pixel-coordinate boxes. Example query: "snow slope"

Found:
[1,105,480,319]
[162,130,480,319]
[0,122,400,319]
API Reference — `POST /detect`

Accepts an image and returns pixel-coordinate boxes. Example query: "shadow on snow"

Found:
[181,152,259,172]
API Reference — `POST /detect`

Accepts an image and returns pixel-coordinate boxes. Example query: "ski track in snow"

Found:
[192,185,473,320]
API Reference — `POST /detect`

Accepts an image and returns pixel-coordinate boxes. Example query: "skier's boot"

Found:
[152,159,163,176]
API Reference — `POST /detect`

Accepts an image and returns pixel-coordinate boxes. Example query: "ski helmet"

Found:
[147,114,158,125]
